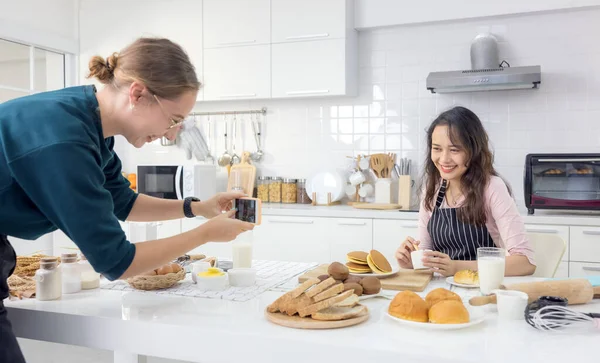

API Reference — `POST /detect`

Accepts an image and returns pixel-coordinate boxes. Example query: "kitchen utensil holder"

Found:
[375,178,392,204]
[346,154,368,205]
[397,175,412,210]
[311,192,341,206]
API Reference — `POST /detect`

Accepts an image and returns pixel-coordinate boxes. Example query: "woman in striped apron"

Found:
[395,106,535,277]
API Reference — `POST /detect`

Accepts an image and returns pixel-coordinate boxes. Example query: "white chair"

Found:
[527,233,567,278]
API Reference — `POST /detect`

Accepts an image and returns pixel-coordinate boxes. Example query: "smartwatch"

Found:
[183,197,201,218]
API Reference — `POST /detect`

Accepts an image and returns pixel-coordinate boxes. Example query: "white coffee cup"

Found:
[411,249,432,270]
[349,170,366,186]
[358,183,374,198]
[359,156,370,170]
[493,290,528,320]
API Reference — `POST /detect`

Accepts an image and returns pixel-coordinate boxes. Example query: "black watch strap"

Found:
[183,197,200,218]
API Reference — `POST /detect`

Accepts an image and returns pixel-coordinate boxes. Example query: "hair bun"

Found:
[87,53,118,84]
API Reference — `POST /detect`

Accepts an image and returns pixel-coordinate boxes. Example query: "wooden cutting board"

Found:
[352,203,402,210]
[227,152,256,195]
[298,264,433,292]
[264,308,369,329]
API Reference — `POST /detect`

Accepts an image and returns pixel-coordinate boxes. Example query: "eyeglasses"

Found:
[153,94,185,130]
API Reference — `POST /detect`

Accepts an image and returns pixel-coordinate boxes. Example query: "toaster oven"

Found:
[524,153,600,214]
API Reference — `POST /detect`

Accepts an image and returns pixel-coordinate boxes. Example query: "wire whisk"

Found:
[526,304,600,333]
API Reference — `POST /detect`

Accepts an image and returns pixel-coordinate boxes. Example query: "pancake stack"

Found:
[345,250,392,274]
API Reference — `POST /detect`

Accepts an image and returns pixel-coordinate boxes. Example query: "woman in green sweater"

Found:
[0,37,254,362]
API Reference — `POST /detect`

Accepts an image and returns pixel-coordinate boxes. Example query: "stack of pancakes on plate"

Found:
[345,250,392,274]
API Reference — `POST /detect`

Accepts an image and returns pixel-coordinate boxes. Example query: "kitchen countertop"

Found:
[5,273,599,363]
[262,203,600,226]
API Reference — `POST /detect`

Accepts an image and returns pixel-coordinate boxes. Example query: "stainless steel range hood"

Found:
[426,34,541,94]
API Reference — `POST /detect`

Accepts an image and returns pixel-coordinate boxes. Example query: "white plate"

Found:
[349,266,400,278]
[446,276,480,288]
[386,307,485,330]
[306,171,345,205]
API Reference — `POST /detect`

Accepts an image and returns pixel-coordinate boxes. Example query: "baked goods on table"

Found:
[344,250,393,274]
[127,262,185,290]
[453,269,479,285]
[316,262,382,296]
[388,288,470,324]
[267,277,368,323]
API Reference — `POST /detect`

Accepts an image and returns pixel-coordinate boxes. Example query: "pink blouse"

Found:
[418,176,535,265]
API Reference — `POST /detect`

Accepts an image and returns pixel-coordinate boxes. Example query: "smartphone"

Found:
[233,197,262,225]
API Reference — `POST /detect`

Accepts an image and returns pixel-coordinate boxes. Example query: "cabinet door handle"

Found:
[582,230,600,236]
[286,90,330,95]
[526,228,558,234]
[337,221,367,226]
[582,266,600,272]
[269,219,314,225]
[401,223,419,228]
[219,93,256,98]
[216,40,256,46]
[286,33,329,40]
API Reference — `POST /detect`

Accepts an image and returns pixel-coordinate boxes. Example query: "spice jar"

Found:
[282,178,297,203]
[78,254,100,290]
[269,177,282,203]
[35,257,62,301]
[61,253,81,294]
[296,179,311,204]
[257,176,270,202]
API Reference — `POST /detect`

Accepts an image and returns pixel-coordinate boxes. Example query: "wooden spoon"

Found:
[370,154,385,178]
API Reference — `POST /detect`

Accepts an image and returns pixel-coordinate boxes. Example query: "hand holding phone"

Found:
[233,197,262,225]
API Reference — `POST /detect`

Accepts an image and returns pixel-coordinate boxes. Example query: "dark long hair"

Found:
[421,106,510,226]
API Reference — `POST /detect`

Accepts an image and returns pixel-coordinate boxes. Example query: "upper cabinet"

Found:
[271,0,350,43]
[203,45,271,100]
[203,0,271,48]
[79,0,204,100]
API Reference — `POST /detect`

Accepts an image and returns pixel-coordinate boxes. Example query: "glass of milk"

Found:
[232,231,254,269]
[477,247,506,295]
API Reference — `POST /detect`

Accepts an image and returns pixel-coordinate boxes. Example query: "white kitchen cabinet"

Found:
[569,226,600,263]
[180,217,232,258]
[568,262,600,278]
[203,45,271,100]
[524,224,570,261]
[79,0,204,100]
[271,0,352,43]
[203,0,270,48]
[271,38,357,98]
[156,220,182,239]
[325,218,373,263]
[252,216,329,263]
[373,219,419,268]
[554,261,569,279]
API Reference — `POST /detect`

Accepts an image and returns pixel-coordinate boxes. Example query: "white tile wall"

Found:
[121,7,600,209]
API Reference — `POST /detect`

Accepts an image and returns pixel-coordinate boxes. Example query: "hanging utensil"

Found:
[250,112,264,162]
[193,115,210,161]
[206,115,213,162]
[217,115,232,167]
[230,113,240,165]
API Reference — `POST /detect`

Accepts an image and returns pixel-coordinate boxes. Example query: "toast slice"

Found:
[267,278,320,313]
[313,283,344,303]
[311,304,367,321]
[305,277,336,298]
[335,294,359,308]
[282,293,313,316]
[298,290,353,318]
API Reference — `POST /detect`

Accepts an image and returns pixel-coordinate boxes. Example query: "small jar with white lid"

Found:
[35,257,62,301]
[78,254,100,290]
[61,253,81,294]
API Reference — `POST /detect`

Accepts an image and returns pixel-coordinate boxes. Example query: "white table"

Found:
[5,274,600,363]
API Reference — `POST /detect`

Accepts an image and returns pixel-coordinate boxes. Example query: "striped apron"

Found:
[427,179,495,260]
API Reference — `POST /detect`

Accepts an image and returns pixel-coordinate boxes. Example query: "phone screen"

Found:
[234,199,257,223]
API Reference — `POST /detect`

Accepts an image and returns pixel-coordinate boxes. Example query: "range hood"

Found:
[426,34,541,94]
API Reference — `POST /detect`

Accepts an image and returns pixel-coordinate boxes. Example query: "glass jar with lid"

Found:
[35,257,62,301]
[269,177,282,203]
[257,176,270,202]
[282,178,297,204]
[296,179,311,204]
[61,253,81,294]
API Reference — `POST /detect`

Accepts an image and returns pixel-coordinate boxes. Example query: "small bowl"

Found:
[227,268,257,287]
[196,268,228,290]
[493,289,529,320]
[191,261,212,284]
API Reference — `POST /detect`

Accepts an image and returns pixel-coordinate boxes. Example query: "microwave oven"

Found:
[136,164,217,200]
[524,153,600,214]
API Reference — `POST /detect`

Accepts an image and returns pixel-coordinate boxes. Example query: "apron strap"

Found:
[435,179,448,209]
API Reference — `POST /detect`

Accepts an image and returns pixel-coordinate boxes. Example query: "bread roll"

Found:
[428,300,469,324]
[388,291,429,323]
[425,287,461,308]
[454,269,479,285]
